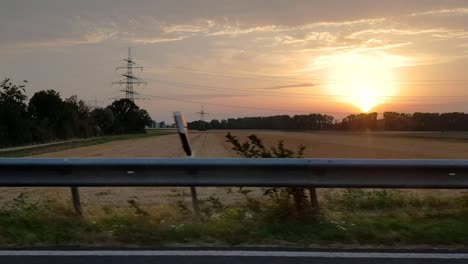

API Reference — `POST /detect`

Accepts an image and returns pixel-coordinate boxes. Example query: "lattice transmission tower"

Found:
[195,105,210,131]
[86,96,104,108]
[196,105,209,122]
[112,47,147,101]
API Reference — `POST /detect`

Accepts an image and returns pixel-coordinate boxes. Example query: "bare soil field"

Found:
[30,130,468,159]
[2,131,468,211]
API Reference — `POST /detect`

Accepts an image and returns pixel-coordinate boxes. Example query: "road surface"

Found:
[0,250,467,264]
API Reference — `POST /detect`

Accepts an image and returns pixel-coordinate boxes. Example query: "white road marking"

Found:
[0,251,466,259]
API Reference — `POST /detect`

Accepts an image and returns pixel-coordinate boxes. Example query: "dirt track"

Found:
[3,131,468,210]
[32,132,237,158]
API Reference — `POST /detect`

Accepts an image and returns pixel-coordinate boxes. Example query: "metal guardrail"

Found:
[1,158,468,188]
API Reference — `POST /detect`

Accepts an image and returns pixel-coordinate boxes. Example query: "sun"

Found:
[322,52,399,112]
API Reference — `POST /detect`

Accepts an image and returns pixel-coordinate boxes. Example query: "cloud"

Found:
[8,28,117,48]
[162,20,216,34]
[268,32,337,47]
[346,27,468,42]
[294,40,412,54]
[410,8,468,16]
[347,28,459,38]
[264,83,315,89]
[207,25,285,36]
[130,36,187,44]
[301,18,386,29]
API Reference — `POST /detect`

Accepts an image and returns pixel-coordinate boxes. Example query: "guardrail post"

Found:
[190,186,200,218]
[70,187,83,217]
[308,188,319,215]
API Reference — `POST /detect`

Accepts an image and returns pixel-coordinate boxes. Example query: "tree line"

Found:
[0,79,152,148]
[188,111,468,132]
[188,114,335,131]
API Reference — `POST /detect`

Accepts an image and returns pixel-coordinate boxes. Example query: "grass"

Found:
[0,130,173,157]
[0,190,467,247]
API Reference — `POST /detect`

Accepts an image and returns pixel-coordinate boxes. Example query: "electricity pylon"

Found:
[112,47,147,101]
[86,96,104,108]
[195,105,209,131]
[196,105,209,122]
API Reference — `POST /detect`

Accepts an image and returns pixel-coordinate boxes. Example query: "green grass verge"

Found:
[0,130,173,157]
[0,190,467,247]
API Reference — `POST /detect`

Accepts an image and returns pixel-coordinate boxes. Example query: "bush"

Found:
[225,133,317,217]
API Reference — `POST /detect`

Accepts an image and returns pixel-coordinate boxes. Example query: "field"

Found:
[1,130,468,210]
[1,130,468,247]
[27,130,468,159]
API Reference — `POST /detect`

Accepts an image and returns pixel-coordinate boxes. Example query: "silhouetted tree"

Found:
[107,99,152,133]
[0,79,32,147]
[383,112,413,131]
[188,114,335,131]
[340,112,378,130]
[91,107,114,135]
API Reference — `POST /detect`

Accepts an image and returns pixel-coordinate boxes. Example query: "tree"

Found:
[91,108,114,135]
[383,112,412,131]
[107,99,152,133]
[61,95,94,138]
[210,119,221,129]
[28,90,63,122]
[0,79,32,147]
[187,114,335,131]
[340,112,378,130]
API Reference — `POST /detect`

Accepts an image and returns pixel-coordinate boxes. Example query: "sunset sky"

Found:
[1,0,467,122]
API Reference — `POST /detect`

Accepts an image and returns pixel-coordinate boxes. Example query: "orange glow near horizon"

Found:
[317,52,405,112]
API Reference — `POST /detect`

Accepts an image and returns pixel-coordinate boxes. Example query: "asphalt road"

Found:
[1,250,468,264]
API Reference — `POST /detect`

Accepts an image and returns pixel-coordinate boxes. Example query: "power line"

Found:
[140,93,353,115]
[147,66,468,85]
[148,78,468,101]
[112,47,148,101]
[147,66,306,83]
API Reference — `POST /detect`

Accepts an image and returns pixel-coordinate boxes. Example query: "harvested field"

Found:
[28,130,468,159]
[2,131,468,211]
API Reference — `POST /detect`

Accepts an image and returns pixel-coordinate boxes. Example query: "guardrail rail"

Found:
[1,158,467,216]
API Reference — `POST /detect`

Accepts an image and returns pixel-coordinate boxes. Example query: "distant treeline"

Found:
[0,79,152,148]
[189,114,335,130]
[188,112,468,131]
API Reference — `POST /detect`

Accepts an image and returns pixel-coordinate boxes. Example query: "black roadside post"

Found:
[173,112,200,217]
[71,186,83,217]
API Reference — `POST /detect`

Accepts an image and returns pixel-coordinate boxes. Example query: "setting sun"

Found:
[322,52,401,112]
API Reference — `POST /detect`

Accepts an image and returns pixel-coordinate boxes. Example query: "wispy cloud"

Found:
[268,32,336,47]
[162,21,215,34]
[264,83,315,89]
[294,40,412,54]
[348,28,459,38]
[347,27,468,41]
[301,18,386,29]
[207,25,285,36]
[130,36,187,44]
[151,17,386,41]
[410,8,468,16]
[9,29,117,48]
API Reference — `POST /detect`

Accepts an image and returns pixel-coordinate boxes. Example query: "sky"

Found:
[1,0,467,122]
